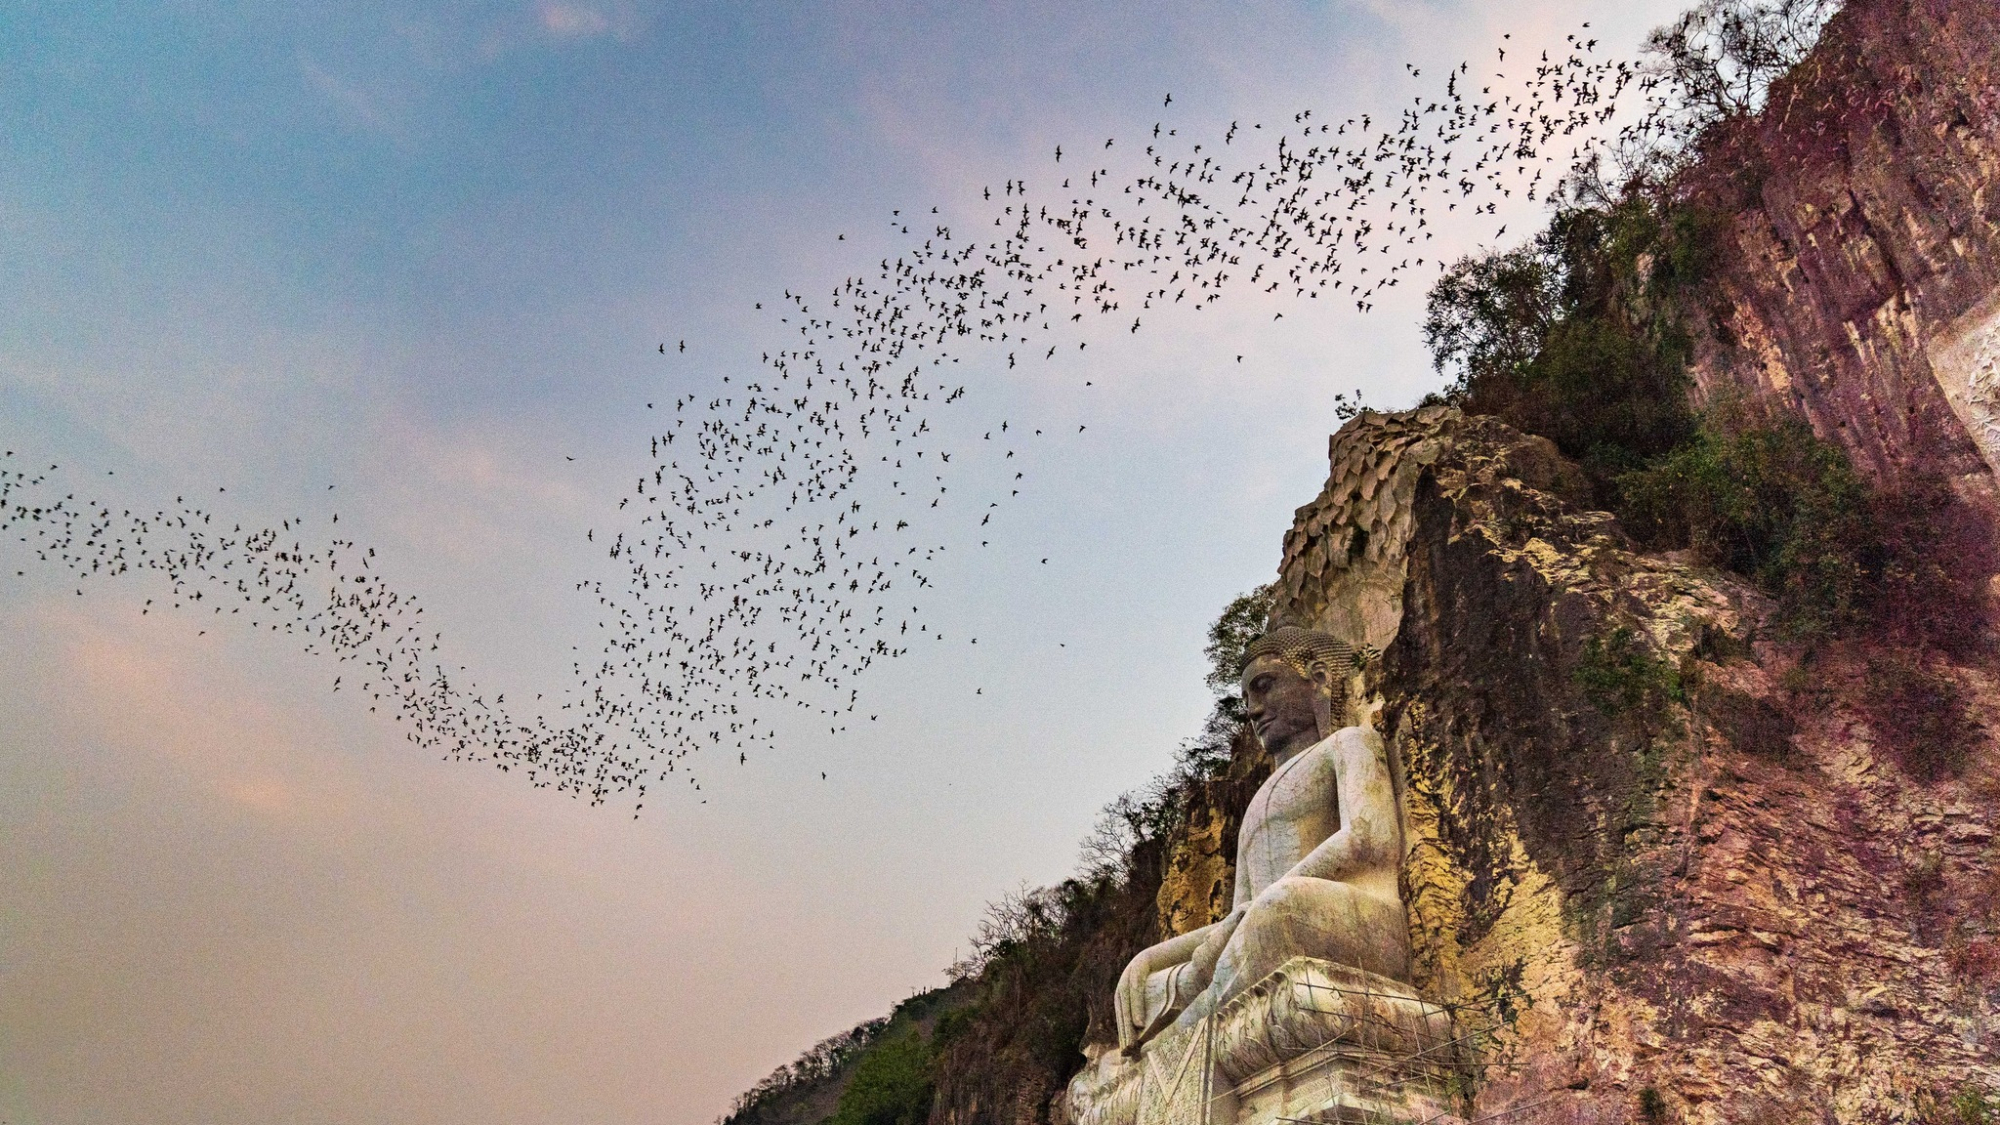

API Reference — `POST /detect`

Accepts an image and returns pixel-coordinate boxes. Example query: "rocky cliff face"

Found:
[1688,0,2000,500]
[1256,408,2000,1123]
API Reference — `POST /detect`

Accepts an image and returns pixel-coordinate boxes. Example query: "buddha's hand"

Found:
[1113,925,1218,1050]
[1113,951,1154,1048]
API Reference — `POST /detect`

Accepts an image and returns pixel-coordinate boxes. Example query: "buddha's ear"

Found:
[1309,662,1337,740]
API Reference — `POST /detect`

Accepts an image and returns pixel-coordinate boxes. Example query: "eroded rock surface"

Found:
[1267,408,2000,1124]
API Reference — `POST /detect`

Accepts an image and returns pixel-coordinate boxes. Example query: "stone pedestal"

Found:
[1067,958,1465,1125]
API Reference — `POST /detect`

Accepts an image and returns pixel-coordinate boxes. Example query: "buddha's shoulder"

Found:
[1271,728,1381,784]
[1287,731,1355,773]
[1325,725,1386,762]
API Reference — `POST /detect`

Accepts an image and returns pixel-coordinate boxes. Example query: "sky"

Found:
[0,2,1690,1122]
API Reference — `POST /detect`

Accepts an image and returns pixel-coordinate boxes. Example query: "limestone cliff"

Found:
[1267,408,1999,1123]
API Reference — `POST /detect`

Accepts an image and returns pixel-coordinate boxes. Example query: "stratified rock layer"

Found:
[1690,0,2000,498]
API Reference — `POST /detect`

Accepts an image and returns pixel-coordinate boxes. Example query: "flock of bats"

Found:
[3,24,1710,809]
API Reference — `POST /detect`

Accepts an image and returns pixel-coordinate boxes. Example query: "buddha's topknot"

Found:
[1237,626,1358,684]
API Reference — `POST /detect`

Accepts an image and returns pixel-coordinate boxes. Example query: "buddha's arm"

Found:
[1284,728,1399,885]
[1174,834,1254,980]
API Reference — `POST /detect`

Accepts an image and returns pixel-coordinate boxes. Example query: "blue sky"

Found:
[0,2,1690,1122]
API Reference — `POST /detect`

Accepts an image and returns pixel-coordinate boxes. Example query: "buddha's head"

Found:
[1238,626,1358,761]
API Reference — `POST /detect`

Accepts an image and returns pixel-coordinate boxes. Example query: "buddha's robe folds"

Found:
[1115,726,1408,1050]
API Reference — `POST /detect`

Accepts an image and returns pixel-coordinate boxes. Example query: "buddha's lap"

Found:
[1215,876,1408,988]
[1134,878,1410,1034]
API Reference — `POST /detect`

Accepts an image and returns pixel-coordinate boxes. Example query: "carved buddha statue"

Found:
[1112,626,1410,1052]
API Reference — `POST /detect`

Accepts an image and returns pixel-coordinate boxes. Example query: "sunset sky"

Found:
[1,2,1688,1121]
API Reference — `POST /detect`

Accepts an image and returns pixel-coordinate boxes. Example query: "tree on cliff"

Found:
[1645,0,1842,136]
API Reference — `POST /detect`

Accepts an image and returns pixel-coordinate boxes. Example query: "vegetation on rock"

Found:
[1422,195,1709,495]
[828,1028,935,1125]
[1420,0,1998,784]
[723,988,967,1125]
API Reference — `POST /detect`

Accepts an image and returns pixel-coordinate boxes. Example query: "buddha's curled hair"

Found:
[1237,626,1358,684]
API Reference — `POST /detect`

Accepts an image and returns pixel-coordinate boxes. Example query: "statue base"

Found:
[1067,959,1467,1125]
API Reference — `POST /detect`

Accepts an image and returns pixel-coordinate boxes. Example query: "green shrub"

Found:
[1918,1085,1996,1125]
[931,1006,975,1045]
[1954,1088,1997,1125]
[1617,408,1871,638]
[1202,583,1276,726]
[1425,126,1994,661]
[829,1029,935,1125]
[1617,417,1985,780]
[1422,246,1561,394]
[1574,625,1686,725]
[1425,197,1718,501]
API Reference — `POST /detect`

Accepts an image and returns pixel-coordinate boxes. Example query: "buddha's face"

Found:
[1241,654,1330,761]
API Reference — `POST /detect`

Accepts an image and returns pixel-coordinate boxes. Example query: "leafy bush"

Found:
[829,1029,934,1125]
[1421,1,1876,608]
[1617,415,1986,781]
[1951,1089,1997,1125]
[1202,584,1275,699]
[1864,657,1979,781]
[723,1017,892,1125]
[1617,408,1871,638]
[1422,247,1562,396]
[1917,1085,1997,1125]
[1425,197,1715,497]
[1423,0,1988,669]
[931,1005,976,1045]
[1573,625,1686,726]
[1618,401,1995,663]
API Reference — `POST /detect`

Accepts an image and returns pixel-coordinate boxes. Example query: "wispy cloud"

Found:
[299,53,409,142]
[538,2,612,39]
[474,1,644,61]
